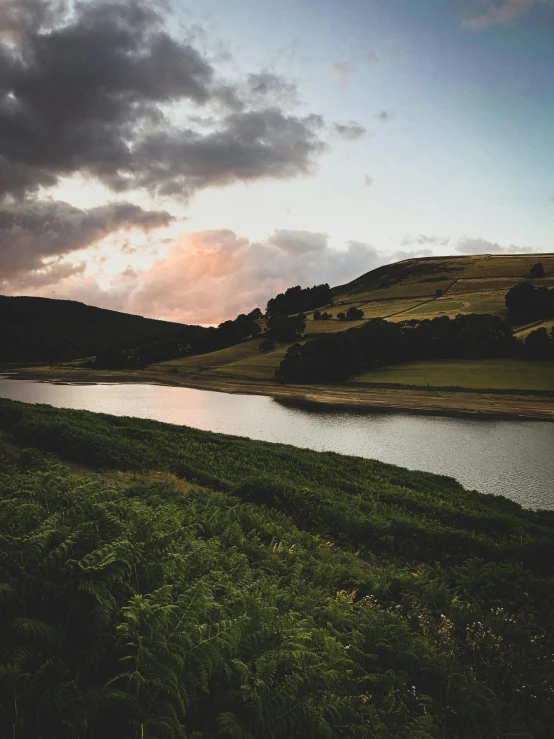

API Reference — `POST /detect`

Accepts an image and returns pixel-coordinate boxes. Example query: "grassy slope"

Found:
[154,340,291,381]
[1,399,553,737]
[151,254,554,391]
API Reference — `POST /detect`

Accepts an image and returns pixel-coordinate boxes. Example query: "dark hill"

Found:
[0,295,196,362]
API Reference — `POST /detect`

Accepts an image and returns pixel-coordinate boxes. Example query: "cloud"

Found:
[330,50,379,85]
[376,111,393,122]
[123,230,387,323]
[401,234,451,247]
[363,175,374,187]
[7,229,390,324]
[267,230,328,254]
[332,122,367,141]
[128,110,325,197]
[0,0,326,200]
[0,199,173,275]
[455,237,535,254]
[330,60,355,85]
[463,0,542,30]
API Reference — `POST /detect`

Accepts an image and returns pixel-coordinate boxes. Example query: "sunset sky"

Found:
[1,0,553,324]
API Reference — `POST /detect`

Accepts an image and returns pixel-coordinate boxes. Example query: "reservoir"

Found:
[0,376,553,510]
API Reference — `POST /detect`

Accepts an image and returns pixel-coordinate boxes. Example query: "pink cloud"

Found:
[4,227,444,325]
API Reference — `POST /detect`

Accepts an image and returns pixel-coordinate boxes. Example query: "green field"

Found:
[155,339,290,380]
[1,399,554,738]
[350,358,554,392]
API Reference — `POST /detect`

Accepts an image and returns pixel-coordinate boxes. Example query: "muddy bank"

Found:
[8,366,554,422]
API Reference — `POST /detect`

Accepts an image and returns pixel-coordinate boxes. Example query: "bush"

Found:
[259,338,275,353]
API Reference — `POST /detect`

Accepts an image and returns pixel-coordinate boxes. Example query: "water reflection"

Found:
[0,376,552,510]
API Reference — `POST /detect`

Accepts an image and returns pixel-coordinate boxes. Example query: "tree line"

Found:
[266,283,332,316]
[276,314,517,383]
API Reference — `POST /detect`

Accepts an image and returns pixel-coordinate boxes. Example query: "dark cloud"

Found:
[377,110,393,122]
[0,199,174,273]
[332,122,367,141]
[0,0,326,200]
[246,73,299,106]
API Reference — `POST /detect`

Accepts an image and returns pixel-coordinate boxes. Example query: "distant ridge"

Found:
[0,295,192,362]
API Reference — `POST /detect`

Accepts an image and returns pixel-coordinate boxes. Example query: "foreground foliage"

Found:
[0,399,553,738]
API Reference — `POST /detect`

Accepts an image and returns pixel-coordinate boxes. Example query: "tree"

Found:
[266,313,305,341]
[530,262,545,279]
[259,338,275,353]
[94,345,129,369]
[505,282,554,324]
[435,288,444,297]
[266,283,332,316]
[345,306,364,321]
[337,312,346,321]
[525,327,553,360]
[313,310,322,321]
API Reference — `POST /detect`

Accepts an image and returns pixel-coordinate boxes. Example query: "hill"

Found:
[0,295,195,362]
[314,253,554,333]
[6,254,554,405]
[146,254,554,388]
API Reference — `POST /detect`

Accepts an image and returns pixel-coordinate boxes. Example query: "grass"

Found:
[350,357,554,392]
[515,318,554,339]
[154,340,291,381]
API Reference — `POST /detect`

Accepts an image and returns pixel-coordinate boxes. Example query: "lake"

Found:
[0,376,553,510]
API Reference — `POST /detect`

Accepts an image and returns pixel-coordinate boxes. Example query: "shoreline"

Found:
[5,367,554,422]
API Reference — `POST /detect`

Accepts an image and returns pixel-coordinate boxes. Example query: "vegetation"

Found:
[505,282,554,325]
[0,295,194,363]
[529,262,546,279]
[266,284,332,316]
[259,338,275,353]
[524,326,554,359]
[349,357,554,393]
[276,315,516,384]
[313,310,332,321]
[0,398,553,738]
[338,307,365,321]
[266,313,306,342]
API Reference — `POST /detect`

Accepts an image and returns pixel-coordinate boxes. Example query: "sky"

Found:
[1,0,553,324]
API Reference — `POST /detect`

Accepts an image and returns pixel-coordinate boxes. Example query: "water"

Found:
[0,376,553,509]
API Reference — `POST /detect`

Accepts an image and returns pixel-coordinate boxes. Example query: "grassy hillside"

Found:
[151,254,554,389]
[0,399,553,738]
[330,253,554,326]
[0,295,192,362]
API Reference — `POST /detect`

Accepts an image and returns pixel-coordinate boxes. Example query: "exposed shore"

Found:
[6,366,554,422]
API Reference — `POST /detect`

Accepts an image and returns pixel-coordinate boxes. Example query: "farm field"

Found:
[350,358,554,393]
